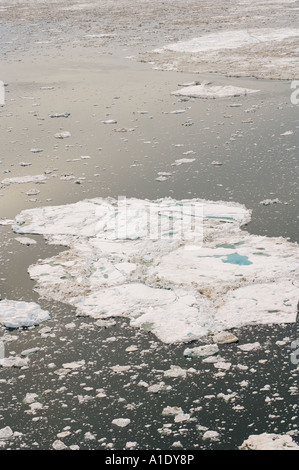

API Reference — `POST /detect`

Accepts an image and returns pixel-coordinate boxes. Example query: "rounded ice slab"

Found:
[0,300,50,328]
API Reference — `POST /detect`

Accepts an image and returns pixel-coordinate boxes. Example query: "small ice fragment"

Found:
[238,342,261,352]
[0,426,13,440]
[15,237,37,246]
[184,344,219,358]
[62,360,85,370]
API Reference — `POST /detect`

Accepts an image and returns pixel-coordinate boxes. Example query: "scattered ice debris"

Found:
[280,130,294,136]
[52,440,68,450]
[54,131,71,139]
[155,172,172,182]
[19,162,32,167]
[163,109,186,114]
[259,198,282,206]
[162,406,183,416]
[62,360,85,370]
[112,418,131,428]
[202,430,220,441]
[238,342,261,352]
[171,158,195,166]
[174,413,191,423]
[183,344,219,359]
[0,218,14,226]
[239,433,299,450]
[213,361,232,371]
[0,426,13,441]
[126,442,137,449]
[21,347,40,357]
[0,300,50,329]
[102,120,117,124]
[163,365,187,378]
[217,392,237,402]
[212,331,239,344]
[15,237,37,246]
[172,83,259,99]
[1,175,47,185]
[23,393,39,404]
[147,382,172,393]
[11,197,299,344]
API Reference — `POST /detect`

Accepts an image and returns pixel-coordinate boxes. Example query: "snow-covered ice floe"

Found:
[0,300,50,329]
[12,197,299,344]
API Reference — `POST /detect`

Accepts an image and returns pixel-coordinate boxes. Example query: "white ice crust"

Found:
[12,197,299,344]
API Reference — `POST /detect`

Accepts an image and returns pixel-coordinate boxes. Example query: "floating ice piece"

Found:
[172,84,259,99]
[0,219,14,226]
[212,331,238,344]
[0,300,50,328]
[164,365,187,378]
[171,158,195,166]
[162,406,183,416]
[50,113,70,118]
[15,237,37,246]
[1,175,47,185]
[259,198,282,205]
[0,356,29,368]
[62,360,85,370]
[102,120,117,124]
[30,148,43,153]
[238,342,261,352]
[52,440,68,450]
[160,29,299,54]
[202,430,220,440]
[0,427,13,440]
[239,433,299,450]
[184,344,219,358]
[23,393,39,404]
[280,130,293,136]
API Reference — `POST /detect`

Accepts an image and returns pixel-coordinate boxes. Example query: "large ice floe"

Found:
[12,197,299,344]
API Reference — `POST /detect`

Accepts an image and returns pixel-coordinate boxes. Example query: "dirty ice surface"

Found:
[12,197,299,344]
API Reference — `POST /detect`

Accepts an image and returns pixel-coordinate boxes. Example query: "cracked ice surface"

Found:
[12,197,299,344]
